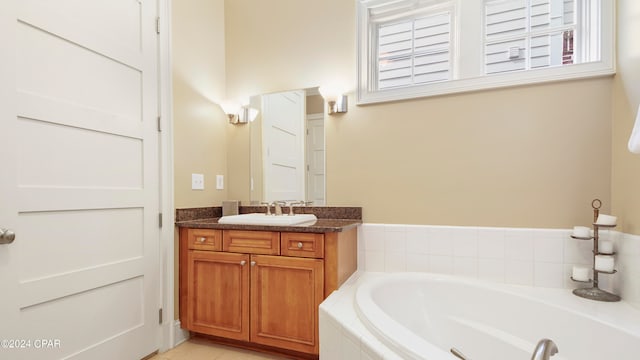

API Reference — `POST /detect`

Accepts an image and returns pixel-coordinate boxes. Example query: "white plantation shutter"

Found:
[357,0,612,104]
[484,0,576,74]
[372,1,453,90]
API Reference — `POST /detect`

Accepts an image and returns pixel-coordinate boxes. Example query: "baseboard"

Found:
[173,320,190,347]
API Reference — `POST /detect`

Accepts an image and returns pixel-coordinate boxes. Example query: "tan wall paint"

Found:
[172,0,227,319]
[612,0,640,235]
[226,124,251,203]
[224,0,356,99]
[173,0,228,209]
[225,0,613,228]
[329,79,612,228]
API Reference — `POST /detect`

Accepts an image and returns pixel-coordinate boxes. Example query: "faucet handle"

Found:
[260,202,272,216]
[287,201,304,216]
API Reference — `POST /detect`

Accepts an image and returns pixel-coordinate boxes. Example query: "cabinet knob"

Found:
[240,260,246,266]
[297,242,303,249]
[198,237,206,243]
[250,261,256,267]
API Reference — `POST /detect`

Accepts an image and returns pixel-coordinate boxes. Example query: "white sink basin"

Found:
[218,213,318,226]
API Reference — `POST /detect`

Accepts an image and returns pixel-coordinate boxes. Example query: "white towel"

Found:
[628,104,640,154]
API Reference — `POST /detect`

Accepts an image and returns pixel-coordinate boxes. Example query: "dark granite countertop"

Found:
[175,206,362,233]
[175,217,361,233]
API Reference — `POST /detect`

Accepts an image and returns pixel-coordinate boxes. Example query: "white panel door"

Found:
[306,114,325,205]
[0,1,160,359]
[262,90,305,202]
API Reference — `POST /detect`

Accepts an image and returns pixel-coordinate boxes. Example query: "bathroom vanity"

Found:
[176,207,360,358]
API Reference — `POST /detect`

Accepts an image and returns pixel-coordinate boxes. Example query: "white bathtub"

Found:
[320,272,640,360]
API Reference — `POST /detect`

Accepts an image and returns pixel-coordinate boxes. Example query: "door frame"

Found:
[158,0,181,352]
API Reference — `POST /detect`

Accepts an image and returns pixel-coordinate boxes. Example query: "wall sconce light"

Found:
[318,86,348,115]
[220,101,259,125]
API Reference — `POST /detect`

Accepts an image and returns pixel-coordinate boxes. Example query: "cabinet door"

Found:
[250,255,324,354]
[187,251,250,341]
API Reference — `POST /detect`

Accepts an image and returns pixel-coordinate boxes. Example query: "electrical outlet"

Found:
[191,173,204,190]
[216,175,224,190]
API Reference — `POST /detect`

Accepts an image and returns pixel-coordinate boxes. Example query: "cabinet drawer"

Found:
[223,230,280,255]
[187,229,222,251]
[281,232,324,258]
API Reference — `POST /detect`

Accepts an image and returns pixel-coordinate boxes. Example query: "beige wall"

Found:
[612,0,640,235]
[226,124,251,202]
[224,0,356,99]
[225,0,613,228]
[173,0,228,209]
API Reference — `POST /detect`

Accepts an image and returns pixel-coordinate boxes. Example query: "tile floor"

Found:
[151,339,290,360]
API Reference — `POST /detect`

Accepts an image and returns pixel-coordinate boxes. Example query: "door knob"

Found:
[0,228,16,245]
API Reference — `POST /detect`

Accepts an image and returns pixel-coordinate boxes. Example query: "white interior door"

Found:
[306,114,325,205]
[0,1,161,359]
[262,90,305,202]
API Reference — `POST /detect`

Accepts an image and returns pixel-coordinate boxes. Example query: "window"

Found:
[377,9,453,89]
[357,0,615,104]
[484,0,576,74]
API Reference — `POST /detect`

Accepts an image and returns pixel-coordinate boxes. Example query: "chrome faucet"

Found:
[531,339,558,360]
[260,201,287,216]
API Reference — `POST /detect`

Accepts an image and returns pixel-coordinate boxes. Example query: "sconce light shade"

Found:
[328,95,348,115]
[220,101,258,125]
[319,86,348,115]
[237,107,259,124]
[220,101,240,115]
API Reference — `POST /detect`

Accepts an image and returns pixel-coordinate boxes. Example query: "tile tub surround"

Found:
[617,232,640,309]
[357,223,640,308]
[319,272,399,360]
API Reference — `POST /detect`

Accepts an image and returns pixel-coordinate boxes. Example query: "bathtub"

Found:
[319,272,640,360]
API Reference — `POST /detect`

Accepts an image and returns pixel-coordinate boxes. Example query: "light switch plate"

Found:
[216,175,224,190]
[191,173,204,190]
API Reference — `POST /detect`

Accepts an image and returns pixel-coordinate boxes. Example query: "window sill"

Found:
[356,61,616,105]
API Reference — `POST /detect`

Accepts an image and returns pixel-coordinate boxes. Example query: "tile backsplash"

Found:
[357,223,640,309]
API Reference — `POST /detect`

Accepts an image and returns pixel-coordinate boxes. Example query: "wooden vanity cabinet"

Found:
[187,251,249,341]
[179,226,357,357]
[250,254,323,354]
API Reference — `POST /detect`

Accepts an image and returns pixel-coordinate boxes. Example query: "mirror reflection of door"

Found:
[306,113,325,205]
[262,90,306,202]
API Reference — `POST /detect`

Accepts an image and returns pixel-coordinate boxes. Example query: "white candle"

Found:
[572,226,591,238]
[599,240,614,254]
[594,255,615,273]
[572,266,589,282]
[595,214,617,226]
